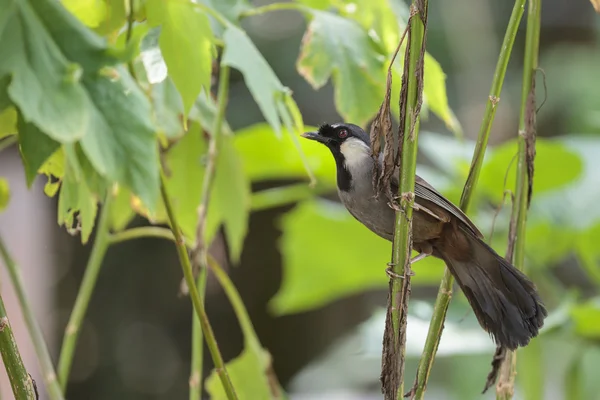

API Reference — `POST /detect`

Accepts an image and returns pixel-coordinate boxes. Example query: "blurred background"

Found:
[2,0,600,399]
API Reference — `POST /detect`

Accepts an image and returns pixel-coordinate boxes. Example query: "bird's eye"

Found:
[338,129,348,138]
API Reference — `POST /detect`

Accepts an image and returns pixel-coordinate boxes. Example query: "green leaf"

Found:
[62,0,107,28]
[222,25,293,136]
[233,123,336,186]
[155,0,214,116]
[297,10,385,125]
[17,116,61,186]
[57,146,99,244]
[110,184,135,232]
[0,107,16,139]
[339,0,401,53]
[152,78,186,139]
[79,67,160,211]
[479,138,583,202]
[272,200,445,314]
[198,0,251,35]
[158,123,207,241]
[0,0,160,210]
[570,298,600,339]
[207,135,251,263]
[423,53,463,136]
[205,347,275,400]
[38,147,65,197]
[0,0,92,142]
[0,178,9,211]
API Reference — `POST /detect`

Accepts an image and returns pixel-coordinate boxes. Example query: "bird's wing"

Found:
[385,161,483,238]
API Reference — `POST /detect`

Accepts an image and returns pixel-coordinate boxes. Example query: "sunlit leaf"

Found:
[0,106,16,139]
[17,117,61,186]
[207,135,251,263]
[297,10,385,125]
[110,184,135,232]
[57,146,100,244]
[62,0,107,28]
[38,147,65,197]
[272,200,445,314]
[151,0,214,116]
[158,123,207,241]
[0,178,9,211]
[234,123,336,186]
[339,0,400,53]
[570,298,600,339]
[206,347,275,400]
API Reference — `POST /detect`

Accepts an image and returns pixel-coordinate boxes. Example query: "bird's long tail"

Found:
[437,225,547,350]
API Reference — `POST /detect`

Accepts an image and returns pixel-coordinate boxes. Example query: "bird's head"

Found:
[301,123,371,167]
[301,123,372,191]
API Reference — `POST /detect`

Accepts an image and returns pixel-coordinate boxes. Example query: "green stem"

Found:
[497,0,541,398]
[0,293,36,399]
[189,268,207,400]
[0,236,64,400]
[109,226,192,247]
[57,194,113,391]
[159,169,237,400]
[413,1,526,398]
[188,65,231,400]
[0,136,17,153]
[206,256,260,350]
[250,183,331,212]
[386,3,427,399]
[240,2,306,18]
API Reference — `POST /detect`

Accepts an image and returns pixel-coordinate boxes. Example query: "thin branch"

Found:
[239,2,306,18]
[109,226,192,247]
[57,194,113,391]
[206,255,282,398]
[250,183,330,212]
[0,136,17,153]
[0,236,64,400]
[188,64,231,400]
[159,168,238,400]
[497,0,542,398]
[412,1,527,398]
[0,293,37,399]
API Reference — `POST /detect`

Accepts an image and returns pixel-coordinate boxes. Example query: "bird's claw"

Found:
[386,263,415,279]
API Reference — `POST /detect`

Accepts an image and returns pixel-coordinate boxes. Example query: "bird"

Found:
[301,122,547,350]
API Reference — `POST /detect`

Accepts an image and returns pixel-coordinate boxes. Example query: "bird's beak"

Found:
[301,131,329,144]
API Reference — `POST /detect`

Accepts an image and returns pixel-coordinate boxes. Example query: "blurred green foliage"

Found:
[0,0,599,398]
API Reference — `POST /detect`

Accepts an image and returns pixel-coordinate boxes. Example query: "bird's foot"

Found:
[386,262,416,279]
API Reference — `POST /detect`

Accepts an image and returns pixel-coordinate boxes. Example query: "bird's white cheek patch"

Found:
[340,138,371,169]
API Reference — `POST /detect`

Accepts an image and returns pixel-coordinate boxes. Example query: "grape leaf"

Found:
[16,116,61,186]
[62,0,107,28]
[206,347,275,400]
[1,0,160,211]
[207,135,250,263]
[150,0,214,116]
[0,107,16,139]
[272,200,445,314]
[233,123,335,186]
[109,184,135,232]
[158,123,207,241]
[222,25,295,137]
[57,146,99,244]
[297,10,385,126]
[570,299,600,339]
[38,147,65,198]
